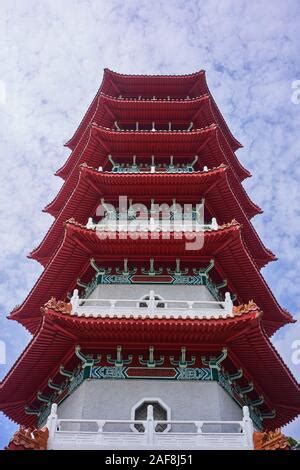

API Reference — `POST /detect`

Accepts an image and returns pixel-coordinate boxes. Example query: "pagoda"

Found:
[1,70,300,450]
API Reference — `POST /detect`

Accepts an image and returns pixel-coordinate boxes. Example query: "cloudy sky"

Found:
[0,0,300,448]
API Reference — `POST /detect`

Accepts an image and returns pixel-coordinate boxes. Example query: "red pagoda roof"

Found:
[46,125,259,220]
[30,165,275,268]
[12,221,291,334]
[1,305,299,429]
[65,69,242,153]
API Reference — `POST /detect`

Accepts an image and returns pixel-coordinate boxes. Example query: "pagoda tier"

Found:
[45,125,260,219]
[65,69,242,153]
[1,304,299,430]
[13,220,291,334]
[29,165,275,268]
[58,94,248,181]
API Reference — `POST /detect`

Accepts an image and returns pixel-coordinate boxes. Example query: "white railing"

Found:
[46,404,254,450]
[70,290,233,318]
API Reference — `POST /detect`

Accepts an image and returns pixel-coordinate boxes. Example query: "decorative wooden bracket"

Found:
[47,379,64,393]
[24,406,41,416]
[37,391,52,404]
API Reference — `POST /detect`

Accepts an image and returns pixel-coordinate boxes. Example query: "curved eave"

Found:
[31,164,274,268]
[11,221,292,335]
[46,125,259,220]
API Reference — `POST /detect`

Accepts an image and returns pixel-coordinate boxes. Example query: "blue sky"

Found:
[0,0,300,448]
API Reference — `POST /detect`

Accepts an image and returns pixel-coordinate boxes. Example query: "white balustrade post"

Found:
[46,403,58,449]
[146,405,154,446]
[70,289,79,314]
[224,292,233,315]
[242,406,254,449]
